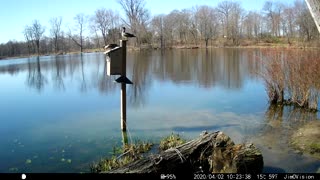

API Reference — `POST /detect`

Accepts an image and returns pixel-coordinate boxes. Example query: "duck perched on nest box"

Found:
[121,27,136,39]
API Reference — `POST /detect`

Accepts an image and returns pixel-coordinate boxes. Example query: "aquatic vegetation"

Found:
[309,143,320,153]
[255,49,320,111]
[25,159,32,164]
[159,133,187,151]
[90,141,153,173]
[9,167,18,172]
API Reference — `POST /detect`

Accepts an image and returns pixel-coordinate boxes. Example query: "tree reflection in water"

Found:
[26,56,47,92]
[129,51,152,108]
[52,56,65,91]
[256,104,318,150]
[0,49,271,107]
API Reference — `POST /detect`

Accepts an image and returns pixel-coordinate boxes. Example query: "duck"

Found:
[121,27,136,39]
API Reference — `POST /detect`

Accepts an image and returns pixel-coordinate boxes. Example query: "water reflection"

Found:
[98,60,117,94]
[52,56,66,91]
[26,57,47,92]
[253,105,319,173]
[80,55,87,92]
[256,104,318,150]
[128,51,152,108]
[0,49,319,173]
[0,49,257,107]
[127,49,258,107]
[149,49,250,89]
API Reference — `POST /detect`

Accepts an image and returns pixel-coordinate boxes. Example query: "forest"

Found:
[0,0,319,59]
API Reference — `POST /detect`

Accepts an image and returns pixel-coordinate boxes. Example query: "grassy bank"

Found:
[91,133,187,173]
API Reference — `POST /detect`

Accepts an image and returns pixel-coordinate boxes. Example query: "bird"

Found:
[121,27,136,39]
[104,44,119,50]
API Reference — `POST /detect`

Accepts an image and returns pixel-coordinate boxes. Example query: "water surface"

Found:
[0,49,319,173]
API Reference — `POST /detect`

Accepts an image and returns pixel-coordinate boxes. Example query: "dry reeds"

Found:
[257,49,320,111]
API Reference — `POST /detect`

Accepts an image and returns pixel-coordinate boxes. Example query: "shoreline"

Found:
[1,43,320,61]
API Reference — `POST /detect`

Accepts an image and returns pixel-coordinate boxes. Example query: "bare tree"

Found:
[196,5,219,47]
[90,22,101,49]
[118,0,150,46]
[242,11,263,42]
[23,25,35,55]
[263,1,284,37]
[93,8,119,46]
[217,1,234,38]
[22,20,45,56]
[243,12,254,39]
[50,17,62,53]
[40,36,51,54]
[253,12,263,39]
[217,1,243,45]
[151,14,165,48]
[33,20,45,55]
[229,2,244,45]
[281,5,296,44]
[69,13,87,53]
[176,9,191,45]
[163,11,176,47]
[24,20,45,55]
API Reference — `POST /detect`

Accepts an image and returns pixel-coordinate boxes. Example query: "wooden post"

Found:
[121,130,128,148]
[120,40,127,131]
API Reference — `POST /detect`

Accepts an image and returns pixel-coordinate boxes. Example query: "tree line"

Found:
[0,0,319,59]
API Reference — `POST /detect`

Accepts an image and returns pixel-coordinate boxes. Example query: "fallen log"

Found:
[104,131,263,174]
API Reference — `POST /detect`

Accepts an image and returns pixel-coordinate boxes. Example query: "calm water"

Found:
[0,49,319,173]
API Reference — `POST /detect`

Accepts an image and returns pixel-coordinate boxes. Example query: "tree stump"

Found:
[104,131,263,174]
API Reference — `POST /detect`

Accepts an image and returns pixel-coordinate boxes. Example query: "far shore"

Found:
[1,41,320,61]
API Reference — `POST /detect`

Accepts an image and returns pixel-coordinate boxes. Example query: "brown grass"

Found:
[256,49,320,111]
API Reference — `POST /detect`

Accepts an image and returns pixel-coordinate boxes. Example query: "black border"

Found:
[1,173,319,180]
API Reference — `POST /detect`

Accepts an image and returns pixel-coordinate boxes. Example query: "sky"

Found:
[0,0,296,44]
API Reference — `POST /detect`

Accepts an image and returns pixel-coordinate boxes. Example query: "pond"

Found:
[0,48,319,173]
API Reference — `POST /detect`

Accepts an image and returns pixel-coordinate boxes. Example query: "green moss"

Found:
[309,143,320,153]
[159,133,187,151]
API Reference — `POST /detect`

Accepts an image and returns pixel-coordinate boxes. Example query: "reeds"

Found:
[257,49,320,111]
